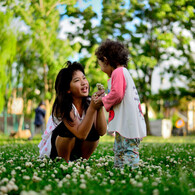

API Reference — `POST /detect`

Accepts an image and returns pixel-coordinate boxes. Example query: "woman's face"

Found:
[68,70,89,98]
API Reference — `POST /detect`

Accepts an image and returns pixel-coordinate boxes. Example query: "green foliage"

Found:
[0,11,17,112]
[0,0,194,125]
[2,0,78,116]
[62,0,194,134]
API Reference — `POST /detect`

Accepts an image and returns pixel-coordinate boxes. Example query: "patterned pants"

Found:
[113,132,140,169]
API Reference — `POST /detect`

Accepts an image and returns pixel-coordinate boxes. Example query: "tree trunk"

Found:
[43,63,50,125]
[144,100,151,135]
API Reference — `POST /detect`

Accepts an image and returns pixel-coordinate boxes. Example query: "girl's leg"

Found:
[80,140,99,159]
[55,136,76,162]
[113,132,124,168]
[123,138,140,169]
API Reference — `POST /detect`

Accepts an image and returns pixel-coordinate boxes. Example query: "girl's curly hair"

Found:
[95,39,129,68]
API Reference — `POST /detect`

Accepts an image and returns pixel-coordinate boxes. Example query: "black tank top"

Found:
[50,121,99,160]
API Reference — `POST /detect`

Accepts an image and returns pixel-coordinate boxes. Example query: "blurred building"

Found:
[188,100,195,133]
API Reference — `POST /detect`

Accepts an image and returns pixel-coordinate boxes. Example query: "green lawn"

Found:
[0,134,194,194]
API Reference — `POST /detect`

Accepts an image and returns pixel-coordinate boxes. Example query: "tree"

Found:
[0,10,16,113]
[5,0,78,123]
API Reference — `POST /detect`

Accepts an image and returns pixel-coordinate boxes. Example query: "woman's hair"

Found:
[52,61,90,125]
[95,39,129,68]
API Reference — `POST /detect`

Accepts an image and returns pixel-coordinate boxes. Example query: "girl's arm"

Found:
[63,98,100,140]
[102,68,126,111]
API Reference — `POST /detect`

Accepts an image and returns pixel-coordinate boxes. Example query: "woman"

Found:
[38,61,107,162]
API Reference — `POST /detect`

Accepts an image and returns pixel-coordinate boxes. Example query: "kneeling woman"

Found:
[38,61,107,162]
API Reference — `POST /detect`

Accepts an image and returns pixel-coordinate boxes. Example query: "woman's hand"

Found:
[91,89,105,110]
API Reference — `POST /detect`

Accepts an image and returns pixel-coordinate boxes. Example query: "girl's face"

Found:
[98,59,114,77]
[68,70,89,98]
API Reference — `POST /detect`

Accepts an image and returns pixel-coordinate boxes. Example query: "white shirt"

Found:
[102,67,147,139]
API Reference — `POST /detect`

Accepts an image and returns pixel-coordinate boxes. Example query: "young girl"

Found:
[38,61,107,162]
[95,39,147,169]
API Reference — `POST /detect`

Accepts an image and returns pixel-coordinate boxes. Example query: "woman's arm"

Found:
[63,98,100,140]
[92,90,107,136]
[94,107,107,136]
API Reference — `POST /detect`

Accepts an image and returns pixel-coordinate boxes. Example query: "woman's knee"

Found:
[56,136,75,161]
[81,140,99,159]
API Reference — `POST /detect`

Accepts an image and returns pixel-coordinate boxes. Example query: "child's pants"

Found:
[113,132,140,169]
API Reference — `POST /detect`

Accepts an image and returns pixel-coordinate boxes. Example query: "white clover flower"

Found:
[137,182,143,187]
[94,176,98,181]
[42,158,47,163]
[62,178,68,183]
[11,184,18,191]
[33,172,38,177]
[7,159,13,164]
[152,182,158,186]
[100,181,107,186]
[9,180,15,186]
[97,173,102,177]
[51,174,55,178]
[32,175,41,182]
[110,180,115,184]
[130,179,137,186]
[68,161,74,167]
[44,184,52,191]
[135,175,140,179]
[20,190,39,195]
[1,178,9,184]
[85,172,91,178]
[0,186,8,193]
[190,188,195,192]
[72,178,77,183]
[120,169,124,175]
[104,162,108,166]
[121,180,126,184]
[6,183,14,191]
[79,183,86,189]
[155,178,161,183]
[23,176,30,180]
[1,167,6,172]
[80,174,85,179]
[86,166,91,170]
[60,164,66,170]
[143,177,148,182]
[54,170,58,174]
[96,163,101,167]
[152,189,159,195]
[40,163,45,167]
[11,170,16,176]
[58,181,63,188]
[109,172,114,176]
[66,174,71,179]
[25,162,33,167]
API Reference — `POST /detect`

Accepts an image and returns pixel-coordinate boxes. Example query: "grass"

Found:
[0,134,194,194]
